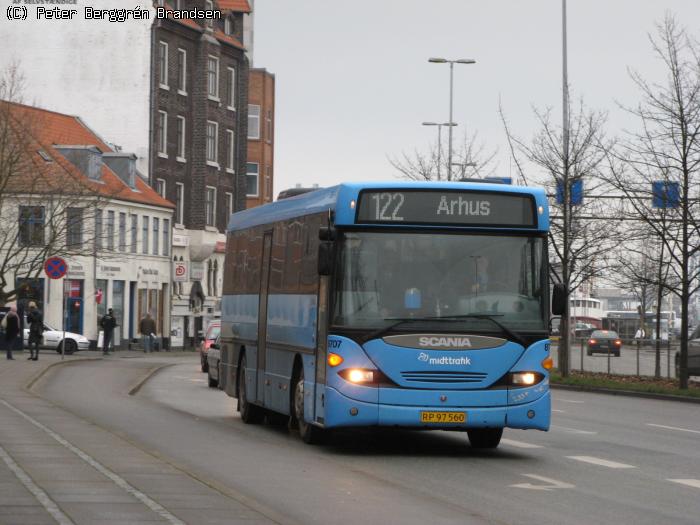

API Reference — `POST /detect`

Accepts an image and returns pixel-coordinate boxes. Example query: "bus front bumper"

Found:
[323,387,550,431]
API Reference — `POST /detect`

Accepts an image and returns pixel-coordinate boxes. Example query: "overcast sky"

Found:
[252,0,700,193]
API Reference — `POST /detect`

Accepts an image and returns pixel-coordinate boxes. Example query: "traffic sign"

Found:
[44,257,68,279]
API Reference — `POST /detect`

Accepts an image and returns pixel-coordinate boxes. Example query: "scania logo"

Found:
[419,336,472,348]
[418,352,429,362]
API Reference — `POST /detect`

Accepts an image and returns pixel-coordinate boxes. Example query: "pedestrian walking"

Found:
[100,308,117,355]
[139,312,156,353]
[26,301,44,361]
[3,306,20,360]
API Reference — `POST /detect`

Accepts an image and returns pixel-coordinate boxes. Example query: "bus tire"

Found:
[467,428,503,449]
[293,367,323,444]
[238,355,263,424]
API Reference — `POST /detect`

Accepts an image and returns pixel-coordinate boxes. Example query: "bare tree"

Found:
[603,14,700,389]
[501,100,618,376]
[0,64,114,305]
[389,130,498,182]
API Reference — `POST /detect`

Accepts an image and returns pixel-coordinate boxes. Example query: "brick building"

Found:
[150,0,252,347]
[246,68,275,208]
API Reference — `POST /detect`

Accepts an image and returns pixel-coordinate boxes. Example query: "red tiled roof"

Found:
[162,2,203,31]
[214,29,245,50]
[5,102,174,209]
[218,0,251,13]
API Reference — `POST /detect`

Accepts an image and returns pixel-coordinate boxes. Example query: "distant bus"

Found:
[602,311,675,340]
[219,181,554,448]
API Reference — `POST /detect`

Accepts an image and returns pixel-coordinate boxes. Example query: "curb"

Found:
[551,382,700,404]
[25,356,103,392]
[127,362,177,396]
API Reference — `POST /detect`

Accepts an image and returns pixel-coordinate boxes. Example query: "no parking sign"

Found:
[44,257,67,279]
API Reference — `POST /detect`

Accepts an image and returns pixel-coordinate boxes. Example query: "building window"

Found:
[19,206,44,247]
[95,209,102,251]
[226,67,236,109]
[207,55,219,99]
[176,116,186,160]
[155,178,166,198]
[266,109,273,142]
[205,187,216,227]
[248,105,260,139]
[175,183,184,225]
[159,41,168,89]
[153,217,159,255]
[246,162,259,197]
[226,129,235,172]
[118,212,126,252]
[158,111,168,157]
[266,166,272,201]
[142,216,149,254]
[130,214,137,253]
[206,121,218,165]
[225,192,233,220]
[177,48,186,94]
[225,16,233,35]
[66,208,82,249]
[204,0,213,27]
[107,211,115,251]
[163,219,170,257]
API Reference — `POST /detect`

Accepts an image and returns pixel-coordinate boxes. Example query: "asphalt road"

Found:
[34,355,700,525]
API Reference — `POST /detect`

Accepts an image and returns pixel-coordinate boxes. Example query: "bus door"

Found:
[256,231,273,405]
[314,274,330,423]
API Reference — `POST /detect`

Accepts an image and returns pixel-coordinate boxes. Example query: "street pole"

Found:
[437,124,442,181]
[448,61,454,181]
[62,280,67,361]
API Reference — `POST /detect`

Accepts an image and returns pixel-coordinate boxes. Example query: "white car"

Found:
[23,323,90,354]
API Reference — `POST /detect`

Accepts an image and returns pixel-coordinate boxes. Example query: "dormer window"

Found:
[225,16,233,36]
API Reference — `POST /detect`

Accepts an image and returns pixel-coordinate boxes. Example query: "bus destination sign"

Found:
[356,190,537,227]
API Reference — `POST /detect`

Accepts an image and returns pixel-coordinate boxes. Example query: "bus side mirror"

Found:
[552,283,566,316]
[318,242,335,275]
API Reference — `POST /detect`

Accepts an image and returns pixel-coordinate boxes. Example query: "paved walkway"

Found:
[0,350,275,525]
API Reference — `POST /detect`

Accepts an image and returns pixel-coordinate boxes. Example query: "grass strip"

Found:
[550,370,700,399]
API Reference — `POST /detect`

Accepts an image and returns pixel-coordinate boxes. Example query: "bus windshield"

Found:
[332,231,546,333]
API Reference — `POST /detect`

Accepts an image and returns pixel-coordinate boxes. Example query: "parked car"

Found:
[199,320,220,373]
[587,330,622,357]
[676,326,700,377]
[206,336,222,389]
[0,312,89,354]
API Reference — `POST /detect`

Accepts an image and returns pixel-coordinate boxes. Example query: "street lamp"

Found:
[422,121,457,181]
[428,57,476,181]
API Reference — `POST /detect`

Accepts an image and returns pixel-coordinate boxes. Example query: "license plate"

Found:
[420,411,466,424]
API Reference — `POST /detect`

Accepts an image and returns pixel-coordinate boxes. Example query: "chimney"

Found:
[102,152,137,189]
[54,145,103,181]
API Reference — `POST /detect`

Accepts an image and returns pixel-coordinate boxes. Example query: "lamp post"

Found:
[422,121,457,181]
[429,57,476,181]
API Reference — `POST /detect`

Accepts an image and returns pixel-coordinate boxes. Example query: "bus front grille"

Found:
[400,371,488,383]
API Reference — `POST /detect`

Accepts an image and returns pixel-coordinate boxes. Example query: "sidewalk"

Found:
[0,350,275,525]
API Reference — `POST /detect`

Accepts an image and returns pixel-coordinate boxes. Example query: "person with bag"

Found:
[3,306,20,360]
[139,312,156,353]
[26,301,44,361]
[100,308,117,355]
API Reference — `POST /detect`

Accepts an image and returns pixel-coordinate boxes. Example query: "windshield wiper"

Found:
[362,313,526,348]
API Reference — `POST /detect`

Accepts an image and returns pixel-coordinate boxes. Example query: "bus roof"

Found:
[227,181,549,232]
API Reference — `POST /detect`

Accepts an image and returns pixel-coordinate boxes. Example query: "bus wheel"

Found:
[467,428,503,449]
[293,368,323,444]
[239,356,263,424]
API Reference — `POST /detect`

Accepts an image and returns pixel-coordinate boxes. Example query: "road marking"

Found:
[552,409,566,413]
[501,438,543,449]
[510,474,575,491]
[0,443,75,525]
[567,456,636,469]
[668,479,700,489]
[551,425,597,435]
[647,423,700,435]
[0,399,185,525]
[557,399,585,404]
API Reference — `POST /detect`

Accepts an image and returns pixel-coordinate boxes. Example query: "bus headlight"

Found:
[342,369,374,384]
[511,372,539,386]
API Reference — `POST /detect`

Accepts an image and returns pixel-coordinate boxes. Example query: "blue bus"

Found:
[220,181,561,447]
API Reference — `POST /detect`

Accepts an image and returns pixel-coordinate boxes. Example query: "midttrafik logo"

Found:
[417,352,471,366]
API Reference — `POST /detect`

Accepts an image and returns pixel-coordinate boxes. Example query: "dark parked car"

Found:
[206,336,222,389]
[587,330,622,357]
[199,321,220,373]
[676,326,700,377]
